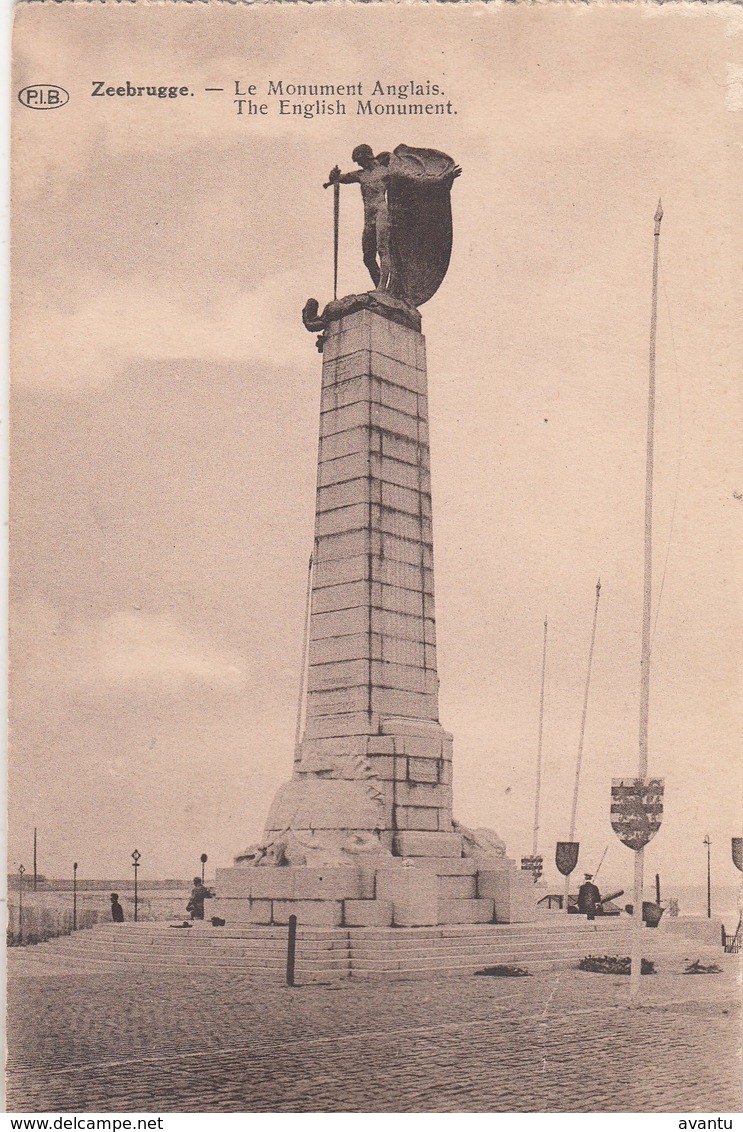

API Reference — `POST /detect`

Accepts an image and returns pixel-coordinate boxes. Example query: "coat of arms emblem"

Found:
[610,778,664,851]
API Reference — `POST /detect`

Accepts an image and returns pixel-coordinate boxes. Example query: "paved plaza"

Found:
[7,959,741,1113]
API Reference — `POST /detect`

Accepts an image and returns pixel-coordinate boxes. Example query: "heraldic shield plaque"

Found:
[610,778,664,851]
[555,841,580,876]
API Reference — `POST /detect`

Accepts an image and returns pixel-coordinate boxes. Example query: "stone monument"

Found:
[213,145,535,928]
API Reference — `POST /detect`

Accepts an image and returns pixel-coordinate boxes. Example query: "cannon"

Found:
[566,888,624,916]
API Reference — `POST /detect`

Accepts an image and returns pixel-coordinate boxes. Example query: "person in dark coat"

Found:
[186,877,212,921]
[110,893,125,923]
[577,874,601,920]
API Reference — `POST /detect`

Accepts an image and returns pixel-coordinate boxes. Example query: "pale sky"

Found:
[10,3,743,896]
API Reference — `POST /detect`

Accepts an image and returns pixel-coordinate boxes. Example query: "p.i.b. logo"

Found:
[18,84,69,110]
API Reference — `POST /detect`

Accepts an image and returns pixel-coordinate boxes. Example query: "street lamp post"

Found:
[200,853,208,884]
[132,850,141,923]
[18,864,26,945]
[73,862,78,931]
[703,835,711,918]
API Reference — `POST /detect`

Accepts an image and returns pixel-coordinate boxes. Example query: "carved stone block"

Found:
[437,874,477,900]
[437,898,493,925]
[343,899,394,927]
[395,782,452,809]
[272,899,343,927]
[215,867,294,900]
[403,857,476,876]
[376,866,439,927]
[290,868,363,900]
[209,897,274,924]
[477,868,537,923]
[393,831,462,857]
[407,757,441,783]
[394,806,439,832]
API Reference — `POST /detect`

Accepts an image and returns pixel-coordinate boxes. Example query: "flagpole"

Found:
[532,617,548,858]
[631,199,663,1001]
[563,579,601,912]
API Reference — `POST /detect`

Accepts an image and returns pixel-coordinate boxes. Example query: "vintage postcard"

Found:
[7,0,742,1116]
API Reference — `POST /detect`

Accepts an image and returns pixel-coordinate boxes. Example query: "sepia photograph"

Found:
[7,0,743,1116]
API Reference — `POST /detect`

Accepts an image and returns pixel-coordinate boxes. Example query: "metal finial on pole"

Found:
[630,199,663,1002]
[532,617,548,857]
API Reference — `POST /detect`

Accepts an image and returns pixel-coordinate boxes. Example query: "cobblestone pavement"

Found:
[7,964,741,1113]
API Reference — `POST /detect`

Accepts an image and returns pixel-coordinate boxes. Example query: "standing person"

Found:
[186,877,211,921]
[110,893,125,923]
[577,874,601,921]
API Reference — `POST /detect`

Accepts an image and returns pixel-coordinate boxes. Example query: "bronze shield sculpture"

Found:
[555,841,579,877]
[610,777,664,851]
[387,145,457,308]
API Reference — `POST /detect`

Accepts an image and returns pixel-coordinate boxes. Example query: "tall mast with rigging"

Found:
[630,199,663,998]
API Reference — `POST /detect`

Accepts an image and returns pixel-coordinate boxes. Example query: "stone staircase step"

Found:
[348,944,628,967]
[45,922,626,941]
[40,935,628,962]
[52,940,345,957]
[348,958,597,979]
[11,916,665,983]
[346,931,631,951]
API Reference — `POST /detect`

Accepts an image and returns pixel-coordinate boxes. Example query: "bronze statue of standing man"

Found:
[326,145,394,291]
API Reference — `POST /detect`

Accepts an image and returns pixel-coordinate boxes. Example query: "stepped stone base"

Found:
[15,917,719,982]
[214,854,536,928]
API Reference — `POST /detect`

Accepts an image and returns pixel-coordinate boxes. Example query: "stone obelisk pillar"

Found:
[290,307,458,854]
[215,302,536,926]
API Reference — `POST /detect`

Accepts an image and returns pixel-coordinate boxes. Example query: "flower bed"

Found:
[475,964,532,978]
[578,954,655,975]
[684,959,722,975]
